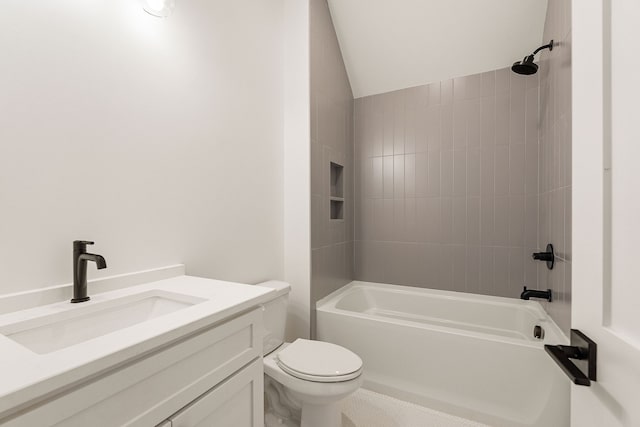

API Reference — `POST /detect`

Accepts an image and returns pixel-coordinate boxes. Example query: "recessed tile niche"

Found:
[330,162,344,220]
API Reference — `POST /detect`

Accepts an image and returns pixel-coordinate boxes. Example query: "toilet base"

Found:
[265,376,300,427]
[264,375,349,427]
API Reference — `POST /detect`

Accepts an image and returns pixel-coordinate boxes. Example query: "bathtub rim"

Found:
[316,281,568,347]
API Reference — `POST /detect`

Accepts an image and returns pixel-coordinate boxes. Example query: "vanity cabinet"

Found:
[159,358,262,427]
[4,308,264,427]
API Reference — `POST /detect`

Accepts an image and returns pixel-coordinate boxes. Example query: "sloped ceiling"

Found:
[327,0,548,98]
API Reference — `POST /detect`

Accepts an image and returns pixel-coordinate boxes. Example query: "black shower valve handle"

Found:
[532,244,555,270]
[532,252,553,262]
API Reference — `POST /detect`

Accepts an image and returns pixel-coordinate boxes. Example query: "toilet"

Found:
[258,281,363,427]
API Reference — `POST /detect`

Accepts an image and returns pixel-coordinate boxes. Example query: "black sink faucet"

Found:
[71,240,107,303]
[520,286,552,302]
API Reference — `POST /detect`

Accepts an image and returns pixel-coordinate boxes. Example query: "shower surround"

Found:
[354,68,540,301]
[310,0,572,336]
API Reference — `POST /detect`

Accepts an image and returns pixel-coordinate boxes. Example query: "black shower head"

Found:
[511,40,554,75]
[512,55,538,75]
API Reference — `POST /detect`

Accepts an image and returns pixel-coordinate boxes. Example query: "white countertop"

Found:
[0,271,274,419]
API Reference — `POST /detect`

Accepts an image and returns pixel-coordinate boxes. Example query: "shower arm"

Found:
[532,40,554,56]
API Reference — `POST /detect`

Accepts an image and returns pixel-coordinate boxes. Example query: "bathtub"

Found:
[316,281,570,427]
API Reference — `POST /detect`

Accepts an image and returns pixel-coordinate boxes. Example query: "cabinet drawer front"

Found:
[5,308,262,427]
[168,359,263,427]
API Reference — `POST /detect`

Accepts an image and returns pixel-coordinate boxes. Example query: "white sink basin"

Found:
[0,290,205,354]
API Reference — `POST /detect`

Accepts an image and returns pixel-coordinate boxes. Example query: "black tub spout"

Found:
[520,286,552,302]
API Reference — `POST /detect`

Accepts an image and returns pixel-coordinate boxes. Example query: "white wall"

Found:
[0,0,285,294]
[283,0,311,339]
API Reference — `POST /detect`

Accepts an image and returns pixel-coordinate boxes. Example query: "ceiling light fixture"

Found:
[142,0,175,18]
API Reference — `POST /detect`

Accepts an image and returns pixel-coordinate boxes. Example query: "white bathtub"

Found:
[316,281,570,427]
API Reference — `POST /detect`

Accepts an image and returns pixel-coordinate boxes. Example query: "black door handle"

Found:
[544,329,597,386]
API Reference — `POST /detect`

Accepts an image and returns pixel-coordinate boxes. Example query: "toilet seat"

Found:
[275,339,363,383]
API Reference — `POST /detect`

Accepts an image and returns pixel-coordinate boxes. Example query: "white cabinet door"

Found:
[169,359,263,427]
[572,1,640,426]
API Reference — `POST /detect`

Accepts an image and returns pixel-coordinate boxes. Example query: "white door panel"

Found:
[572,1,640,426]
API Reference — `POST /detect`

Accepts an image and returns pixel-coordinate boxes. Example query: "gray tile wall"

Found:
[538,0,572,334]
[310,0,354,334]
[354,68,540,298]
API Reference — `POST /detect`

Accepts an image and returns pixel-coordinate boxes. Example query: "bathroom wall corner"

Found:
[537,0,572,335]
[284,0,312,340]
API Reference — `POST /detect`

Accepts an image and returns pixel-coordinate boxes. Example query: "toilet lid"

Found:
[276,339,363,382]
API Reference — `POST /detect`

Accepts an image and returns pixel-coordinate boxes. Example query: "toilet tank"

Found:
[256,281,290,355]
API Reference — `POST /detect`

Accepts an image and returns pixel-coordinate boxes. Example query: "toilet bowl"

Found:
[258,281,363,427]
